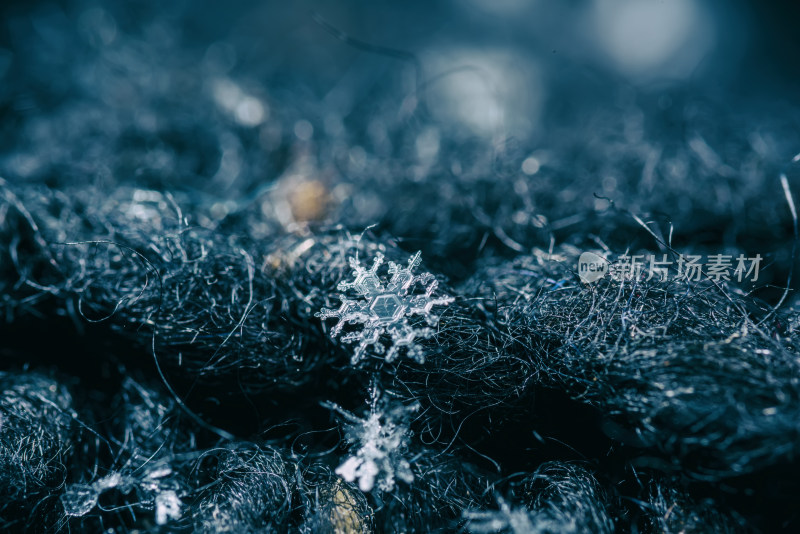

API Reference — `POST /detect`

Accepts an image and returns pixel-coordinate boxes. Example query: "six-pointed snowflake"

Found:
[316,251,453,364]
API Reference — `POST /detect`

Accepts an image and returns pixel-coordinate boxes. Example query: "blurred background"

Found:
[2,0,799,132]
[1,0,800,283]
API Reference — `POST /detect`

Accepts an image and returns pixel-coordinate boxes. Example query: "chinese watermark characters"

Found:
[578,252,762,284]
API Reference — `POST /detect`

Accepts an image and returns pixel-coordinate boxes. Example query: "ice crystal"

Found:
[61,465,182,525]
[155,490,183,525]
[316,251,453,364]
[325,388,419,493]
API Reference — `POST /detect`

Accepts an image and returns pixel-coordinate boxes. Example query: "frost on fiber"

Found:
[463,463,614,534]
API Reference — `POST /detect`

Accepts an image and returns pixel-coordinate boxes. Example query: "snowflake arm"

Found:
[386,251,422,293]
[337,253,385,295]
[317,296,370,338]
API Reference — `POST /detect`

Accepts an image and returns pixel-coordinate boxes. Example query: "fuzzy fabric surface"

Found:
[2,0,800,532]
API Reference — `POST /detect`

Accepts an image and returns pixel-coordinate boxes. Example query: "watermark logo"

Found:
[576,251,763,284]
[578,252,608,283]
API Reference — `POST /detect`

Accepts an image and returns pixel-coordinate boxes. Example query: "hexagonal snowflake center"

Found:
[369,294,404,323]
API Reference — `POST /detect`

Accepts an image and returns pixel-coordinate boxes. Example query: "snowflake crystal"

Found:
[61,465,182,526]
[316,251,453,364]
[325,388,419,493]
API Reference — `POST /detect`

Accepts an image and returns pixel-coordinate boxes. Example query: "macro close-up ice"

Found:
[2,0,800,532]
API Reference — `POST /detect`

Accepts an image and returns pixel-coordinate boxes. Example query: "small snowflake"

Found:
[325,388,418,493]
[316,251,453,364]
[61,465,182,525]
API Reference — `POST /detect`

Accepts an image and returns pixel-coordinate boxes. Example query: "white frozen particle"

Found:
[337,456,380,492]
[155,490,183,525]
[60,467,182,525]
[61,473,123,518]
[327,388,418,493]
[316,251,453,364]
